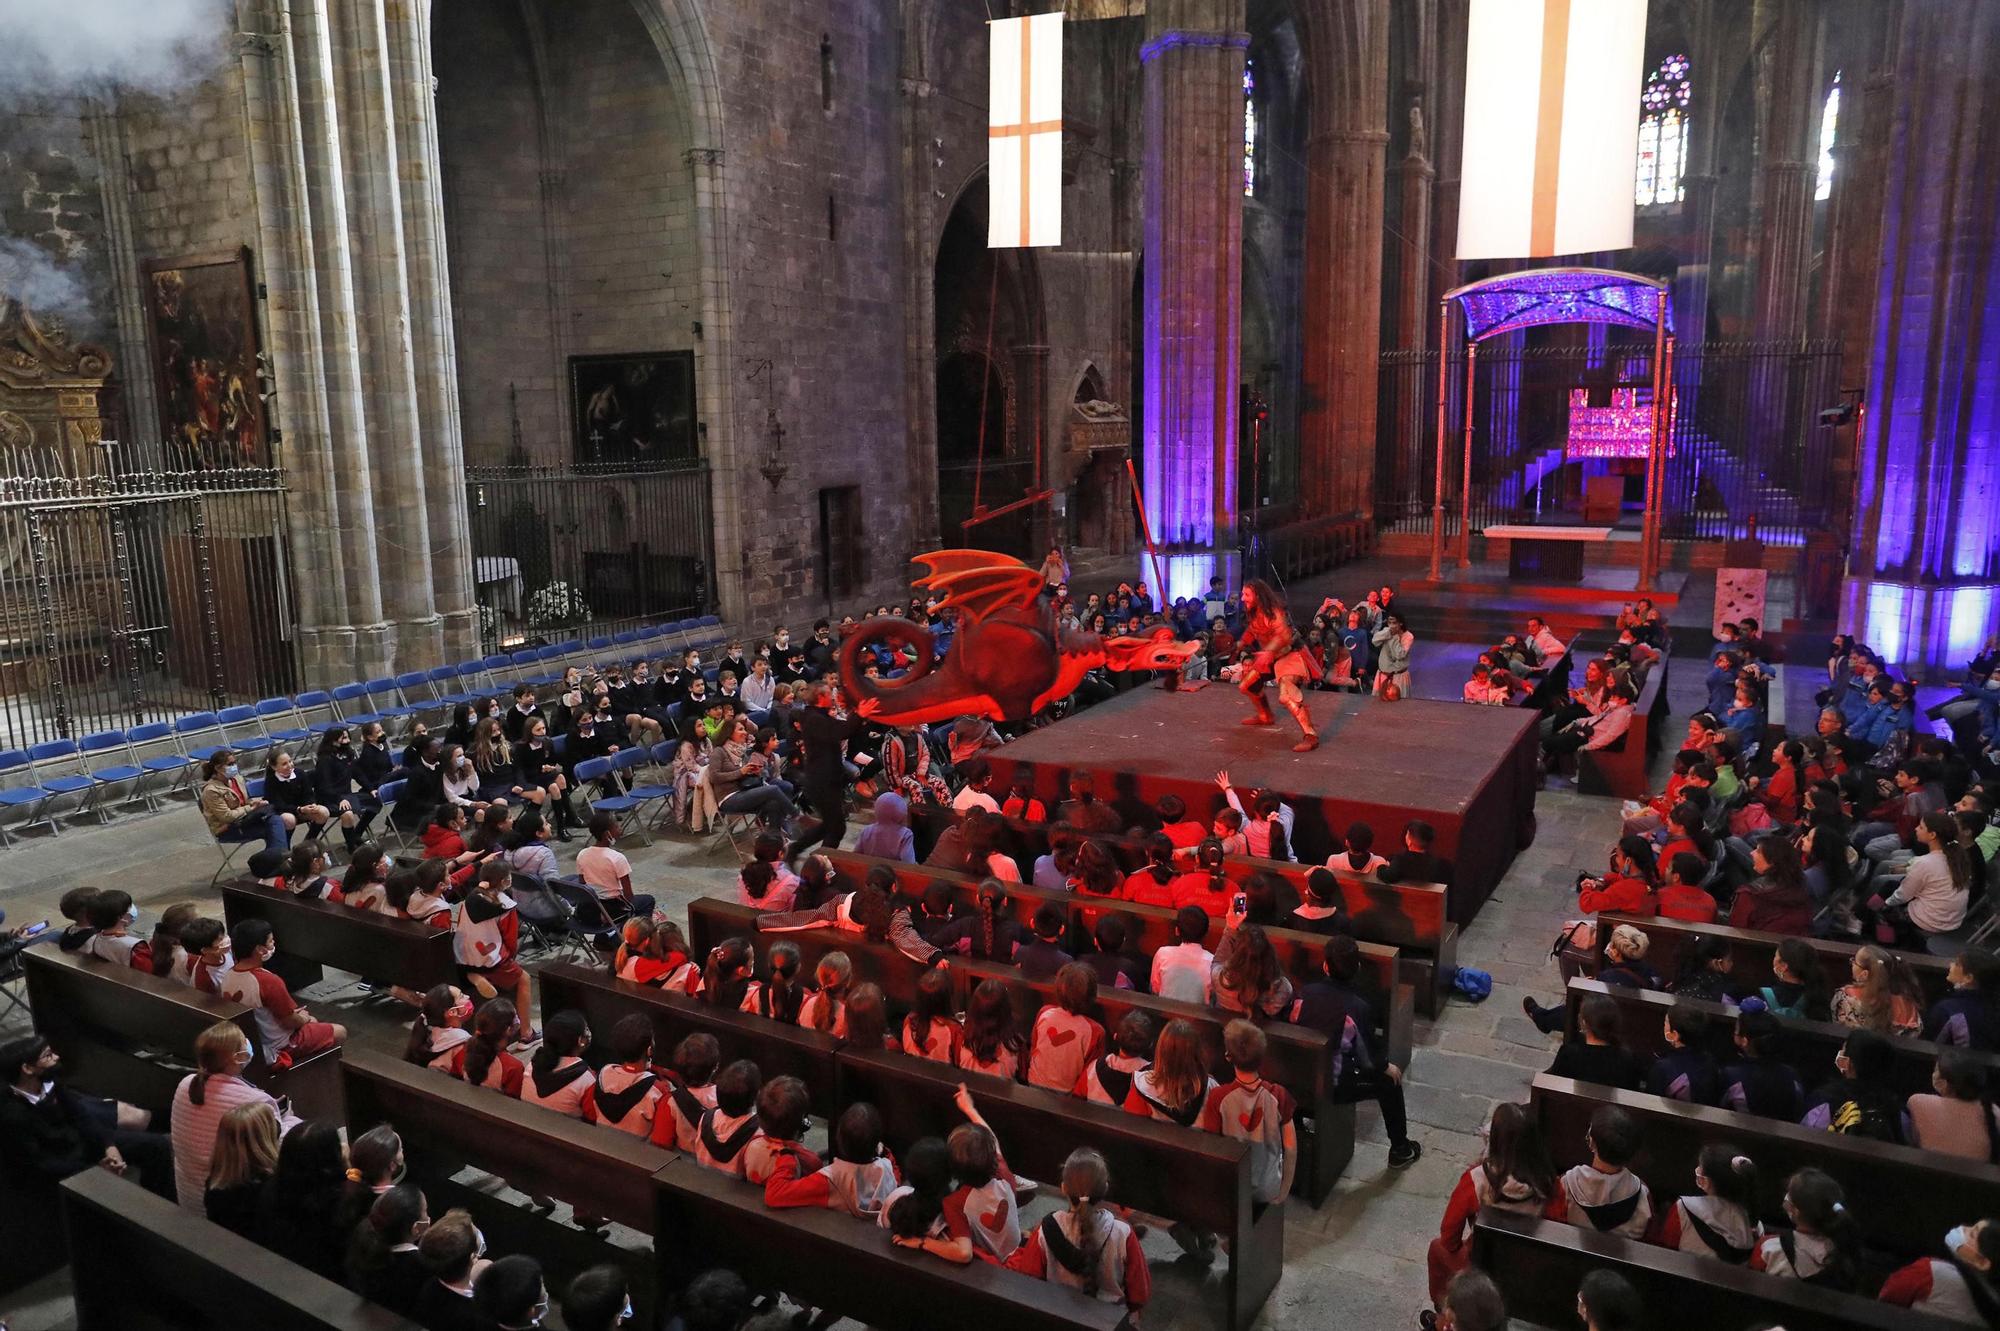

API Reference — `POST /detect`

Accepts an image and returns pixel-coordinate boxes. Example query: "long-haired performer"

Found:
[1237,579,1321,752]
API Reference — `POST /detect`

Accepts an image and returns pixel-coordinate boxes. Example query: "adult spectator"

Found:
[711,715,798,831]
[198,749,292,852]
[1869,811,1972,947]
[1525,615,1565,666]
[1728,836,1814,933]
[0,1032,174,1198]
[1544,680,1638,770]
[170,1020,300,1210]
[784,683,879,857]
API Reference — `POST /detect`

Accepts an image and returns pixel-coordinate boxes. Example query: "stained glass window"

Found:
[1634,53,1691,206]
[1816,71,1841,201]
[1243,61,1257,197]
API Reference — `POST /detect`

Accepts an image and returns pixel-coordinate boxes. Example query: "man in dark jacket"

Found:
[1290,937,1422,1168]
[0,1033,175,1197]
[1376,818,1453,886]
[783,682,880,858]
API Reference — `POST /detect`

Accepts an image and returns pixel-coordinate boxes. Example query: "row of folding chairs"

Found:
[0,615,729,848]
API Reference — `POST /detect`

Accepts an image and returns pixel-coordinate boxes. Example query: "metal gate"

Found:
[0,470,299,750]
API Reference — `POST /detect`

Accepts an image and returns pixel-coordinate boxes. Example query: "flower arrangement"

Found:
[526,581,590,628]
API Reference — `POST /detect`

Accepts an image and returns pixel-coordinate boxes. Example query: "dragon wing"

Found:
[911,549,1045,626]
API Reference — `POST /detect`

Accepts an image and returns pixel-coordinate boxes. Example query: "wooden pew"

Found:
[537,961,844,1115]
[1576,644,1665,799]
[1532,1072,2000,1264]
[341,1045,668,1234]
[815,853,1418,1050]
[840,1044,1279,1331]
[22,945,340,1119]
[1472,1207,1962,1331]
[222,880,457,991]
[1561,977,1997,1099]
[61,1168,423,1330]
[652,1157,1126,1331]
[834,842,1458,1017]
[1591,910,1954,1008]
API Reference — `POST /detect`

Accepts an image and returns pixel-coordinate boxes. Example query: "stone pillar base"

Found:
[1840,576,2000,673]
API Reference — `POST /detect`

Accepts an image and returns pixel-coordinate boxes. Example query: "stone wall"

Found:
[0,100,116,350]
[116,73,258,271]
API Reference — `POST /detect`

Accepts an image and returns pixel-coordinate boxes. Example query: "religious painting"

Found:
[141,248,268,469]
[569,351,697,469]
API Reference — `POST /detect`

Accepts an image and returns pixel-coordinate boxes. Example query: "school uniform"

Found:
[288,873,344,904]
[618,953,701,995]
[1004,1206,1150,1310]
[215,962,338,1064]
[655,1079,718,1152]
[945,1176,1021,1260]
[900,1015,963,1064]
[81,931,143,967]
[1202,1077,1295,1204]
[401,888,454,930]
[1644,1047,1720,1104]
[1118,868,1179,909]
[1878,1256,1995,1323]
[355,1245,430,1318]
[1028,1006,1104,1092]
[1117,1070,1211,1132]
[446,1043,525,1097]
[519,1056,598,1121]
[796,990,849,1038]
[419,1025,473,1072]
[877,1184,959,1240]
[958,1042,1022,1082]
[1653,1194,1758,1262]
[744,1133,822,1187]
[594,1063,666,1140]
[1750,1230,1840,1285]
[1925,991,2000,1051]
[1076,1053,1148,1106]
[1427,1166,1546,1303]
[1549,1164,1652,1239]
[1014,938,1073,981]
[1722,1058,1806,1120]
[692,1105,763,1175]
[413,1280,487,1331]
[453,891,524,991]
[764,1153,901,1218]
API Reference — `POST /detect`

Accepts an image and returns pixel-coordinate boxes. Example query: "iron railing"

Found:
[0,468,299,748]
[1375,338,1845,547]
[464,463,715,653]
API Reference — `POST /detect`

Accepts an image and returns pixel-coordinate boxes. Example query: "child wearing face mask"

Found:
[404,984,477,1070]
[215,918,347,1065]
[169,1019,301,1211]
[1879,1218,2000,1323]
[79,889,143,967]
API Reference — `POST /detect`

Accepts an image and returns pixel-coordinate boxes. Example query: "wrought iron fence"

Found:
[1375,338,1845,547]
[0,468,299,749]
[464,463,715,653]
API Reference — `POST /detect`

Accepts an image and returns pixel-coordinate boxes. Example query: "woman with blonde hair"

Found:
[204,1101,282,1237]
[170,1020,299,1212]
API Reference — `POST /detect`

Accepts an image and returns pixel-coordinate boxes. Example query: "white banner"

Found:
[989,12,1063,249]
[1457,0,1645,260]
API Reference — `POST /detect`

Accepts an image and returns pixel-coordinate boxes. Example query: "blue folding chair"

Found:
[210,776,272,886]
[125,721,188,809]
[76,730,144,822]
[329,682,379,728]
[217,705,273,757]
[25,740,96,826]
[175,711,230,767]
[375,778,410,851]
[0,749,55,844]
[573,756,654,847]
[254,696,312,746]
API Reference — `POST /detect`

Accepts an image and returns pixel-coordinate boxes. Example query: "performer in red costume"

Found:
[1237,579,1321,752]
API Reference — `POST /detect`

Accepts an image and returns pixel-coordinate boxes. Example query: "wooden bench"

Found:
[1591,911,1954,1008]
[22,945,340,1119]
[537,960,844,1115]
[1533,1072,2000,1263]
[61,1167,423,1329]
[221,880,457,992]
[1561,977,1992,1099]
[1472,1207,1962,1331]
[839,1044,1280,1331]
[652,1156,1126,1331]
[1577,645,1666,799]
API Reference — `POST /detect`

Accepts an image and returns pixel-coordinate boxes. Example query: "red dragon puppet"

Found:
[836,550,1198,726]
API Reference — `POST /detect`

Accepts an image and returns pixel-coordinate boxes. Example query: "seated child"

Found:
[1003,1148,1150,1315]
[796,951,852,1037]
[404,984,475,1070]
[884,1137,973,1264]
[593,1013,667,1140]
[740,941,804,1023]
[615,917,700,994]
[943,1086,1026,1262]
[901,967,963,1064]
[957,979,1026,1082]
[1878,1219,2000,1322]
[1077,1012,1153,1106]
[1547,1105,1652,1239]
[1644,1007,1720,1105]
[79,889,142,966]
[691,1058,764,1175]
[1149,906,1215,1003]
[455,862,539,1043]
[656,1033,722,1152]
[1201,1019,1297,1206]
[1722,1009,1806,1120]
[1014,905,1074,981]
[1027,963,1105,1092]
[765,1101,900,1218]
[743,1075,821,1187]
[448,998,525,1097]
[1649,1143,1759,1262]
[1749,1167,1861,1289]
[216,917,346,1065]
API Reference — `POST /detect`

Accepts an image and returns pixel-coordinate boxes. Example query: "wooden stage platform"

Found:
[986,684,1540,925]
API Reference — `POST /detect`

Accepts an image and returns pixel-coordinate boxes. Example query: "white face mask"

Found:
[1948,1224,1973,1257]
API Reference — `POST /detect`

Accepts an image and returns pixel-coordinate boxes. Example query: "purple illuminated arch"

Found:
[1442,266,1673,343]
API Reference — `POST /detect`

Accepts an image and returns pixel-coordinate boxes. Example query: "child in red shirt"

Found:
[455,863,538,1044]
[743,1075,821,1187]
[1004,1148,1150,1315]
[1575,835,1661,917]
[765,1101,901,1217]
[942,1087,1026,1262]
[594,1013,667,1140]
[448,998,525,1097]
[901,968,963,1064]
[655,1032,722,1151]
[615,917,700,994]
[404,983,475,1070]
[691,1059,765,1175]
[216,918,346,1065]
[1201,1019,1297,1205]
[1154,793,1207,850]
[1027,964,1105,1092]
[1119,834,1181,908]
[1656,852,1720,923]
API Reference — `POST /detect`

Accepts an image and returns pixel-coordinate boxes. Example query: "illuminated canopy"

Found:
[1442,267,1673,343]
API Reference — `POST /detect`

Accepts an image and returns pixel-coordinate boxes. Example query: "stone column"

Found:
[1296,0,1390,520]
[1138,0,1247,600]
[1387,131,1433,506]
[1012,343,1053,553]
[1842,0,2000,668]
[82,104,163,450]
[897,0,942,558]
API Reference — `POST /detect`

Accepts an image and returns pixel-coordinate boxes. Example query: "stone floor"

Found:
[0,660,1719,1331]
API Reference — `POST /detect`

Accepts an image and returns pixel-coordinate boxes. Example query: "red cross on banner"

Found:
[988,13,1063,249]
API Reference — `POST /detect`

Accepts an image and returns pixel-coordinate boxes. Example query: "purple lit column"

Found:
[1140,0,1248,602]
[1843,0,2000,668]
